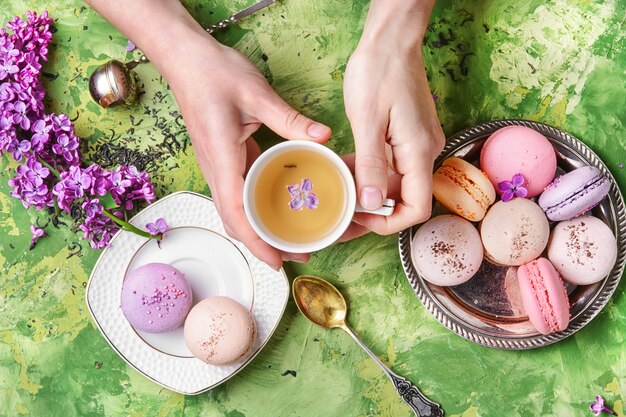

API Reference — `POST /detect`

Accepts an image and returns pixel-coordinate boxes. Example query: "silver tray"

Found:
[398,119,626,350]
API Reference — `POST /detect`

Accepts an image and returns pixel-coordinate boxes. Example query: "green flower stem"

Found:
[101,209,161,240]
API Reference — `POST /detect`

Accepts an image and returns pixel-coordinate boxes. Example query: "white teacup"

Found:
[243,141,394,253]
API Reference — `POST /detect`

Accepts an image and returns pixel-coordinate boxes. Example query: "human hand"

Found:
[85,0,332,269]
[342,0,444,238]
[158,35,332,269]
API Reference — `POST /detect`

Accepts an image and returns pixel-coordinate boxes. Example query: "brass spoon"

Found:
[292,275,444,417]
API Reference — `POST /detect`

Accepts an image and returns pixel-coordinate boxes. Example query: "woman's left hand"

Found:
[341,0,445,239]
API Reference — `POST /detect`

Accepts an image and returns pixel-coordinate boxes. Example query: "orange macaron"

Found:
[433,157,496,221]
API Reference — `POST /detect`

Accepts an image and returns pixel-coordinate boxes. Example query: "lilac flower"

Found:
[18,156,50,186]
[589,396,615,416]
[125,40,136,51]
[1,11,159,251]
[0,128,16,152]
[287,178,319,210]
[29,224,45,250]
[109,168,132,195]
[498,173,528,202]
[139,180,155,203]
[7,138,31,161]
[145,218,168,236]
[52,166,93,211]
[0,114,12,130]
[10,171,51,210]
[82,198,103,218]
[84,164,111,196]
[11,100,30,130]
[68,165,92,192]
[0,58,19,80]
[51,133,79,162]
[80,212,117,249]
[30,117,51,150]
[50,113,72,134]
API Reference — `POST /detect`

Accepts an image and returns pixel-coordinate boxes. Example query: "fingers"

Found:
[337,222,371,242]
[349,106,390,211]
[354,144,434,234]
[245,137,261,174]
[200,133,283,270]
[281,251,310,263]
[254,89,331,143]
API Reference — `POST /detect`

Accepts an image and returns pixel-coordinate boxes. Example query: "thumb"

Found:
[351,112,389,210]
[255,90,331,143]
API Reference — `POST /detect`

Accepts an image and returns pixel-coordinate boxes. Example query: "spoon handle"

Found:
[342,326,444,417]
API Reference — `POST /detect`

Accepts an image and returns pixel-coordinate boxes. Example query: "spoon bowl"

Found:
[292,275,347,329]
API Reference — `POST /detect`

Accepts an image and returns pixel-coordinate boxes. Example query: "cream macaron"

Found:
[481,198,550,266]
[184,296,257,365]
[547,216,617,285]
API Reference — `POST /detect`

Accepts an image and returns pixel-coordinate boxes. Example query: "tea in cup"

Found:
[243,141,394,253]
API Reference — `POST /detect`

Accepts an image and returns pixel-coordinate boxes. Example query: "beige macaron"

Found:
[184,296,257,365]
[433,157,496,221]
[481,198,550,266]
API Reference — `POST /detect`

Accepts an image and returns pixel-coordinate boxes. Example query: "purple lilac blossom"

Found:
[145,218,168,236]
[589,395,615,416]
[1,11,157,250]
[29,224,45,250]
[51,133,79,162]
[498,173,528,202]
[287,178,319,210]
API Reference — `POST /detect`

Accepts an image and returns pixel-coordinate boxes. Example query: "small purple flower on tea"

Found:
[287,178,319,210]
[29,224,45,250]
[590,395,615,416]
[498,173,528,202]
[146,218,168,236]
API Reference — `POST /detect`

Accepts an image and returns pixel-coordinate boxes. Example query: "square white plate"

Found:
[86,191,289,394]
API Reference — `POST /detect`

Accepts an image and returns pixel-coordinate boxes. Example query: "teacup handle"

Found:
[355,198,395,216]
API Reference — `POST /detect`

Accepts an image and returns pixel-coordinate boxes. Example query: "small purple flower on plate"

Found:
[146,218,169,236]
[287,178,319,210]
[590,395,615,416]
[498,173,528,202]
[29,224,45,250]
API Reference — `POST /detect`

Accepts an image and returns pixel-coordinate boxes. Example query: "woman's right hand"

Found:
[155,33,332,270]
[85,0,331,269]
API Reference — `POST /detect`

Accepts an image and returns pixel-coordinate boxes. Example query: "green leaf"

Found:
[100,193,118,210]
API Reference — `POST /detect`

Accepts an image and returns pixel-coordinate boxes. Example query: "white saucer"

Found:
[86,191,289,394]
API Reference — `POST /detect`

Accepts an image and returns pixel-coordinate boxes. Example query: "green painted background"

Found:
[1,0,625,416]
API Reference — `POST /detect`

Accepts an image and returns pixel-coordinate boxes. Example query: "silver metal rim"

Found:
[398,119,626,350]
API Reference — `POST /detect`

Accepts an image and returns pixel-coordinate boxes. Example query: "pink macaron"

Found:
[480,126,556,198]
[411,214,483,286]
[517,258,570,335]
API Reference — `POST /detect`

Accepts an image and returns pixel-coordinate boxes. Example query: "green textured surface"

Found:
[1,0,625,416]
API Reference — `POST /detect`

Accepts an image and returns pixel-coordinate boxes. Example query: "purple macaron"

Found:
[121,263,193,333]
[538,166,610,222]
